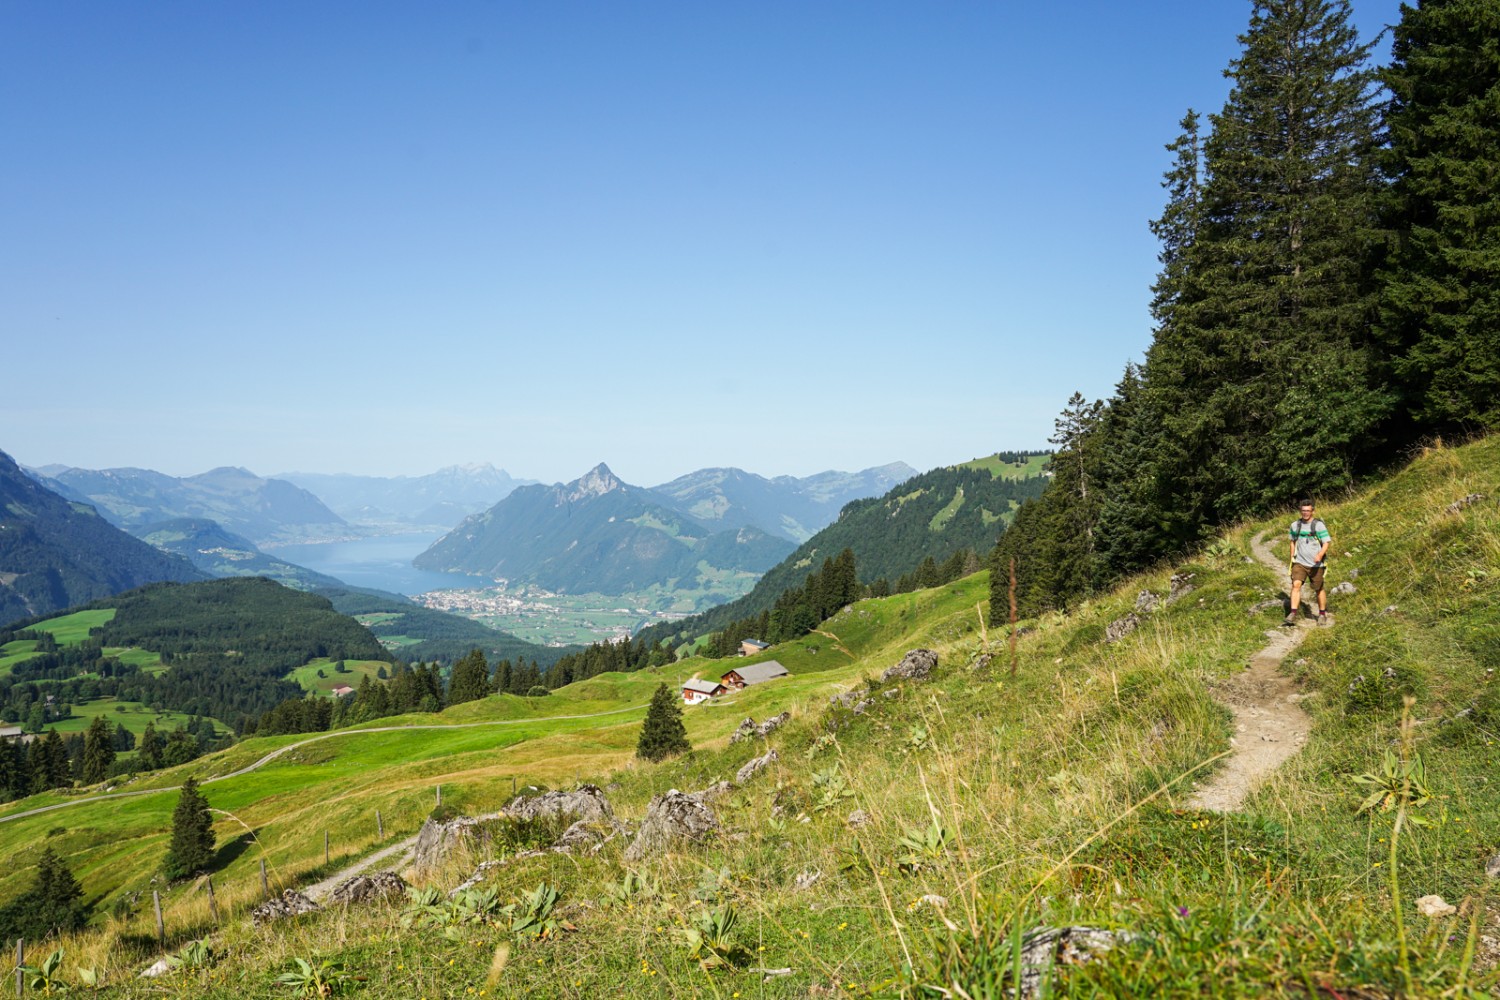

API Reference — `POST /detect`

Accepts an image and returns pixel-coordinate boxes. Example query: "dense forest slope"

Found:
[415,464,795,594]
[139,518,346,591]
[636,452,1048,647]
[0,449,204,626]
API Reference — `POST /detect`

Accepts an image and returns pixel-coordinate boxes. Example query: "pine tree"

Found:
[636,683,690,762]
[163,776,216,879]
[1378,0,1500,432]
[1148,0,1389,527]
[81,715,115,784]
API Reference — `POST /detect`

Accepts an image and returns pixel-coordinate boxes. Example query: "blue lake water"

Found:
[271,532,491,596]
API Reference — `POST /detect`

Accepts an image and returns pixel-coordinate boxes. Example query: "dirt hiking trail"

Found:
[1185,530,1314,812]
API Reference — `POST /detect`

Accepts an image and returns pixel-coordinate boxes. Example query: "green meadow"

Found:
[285,658,390,695]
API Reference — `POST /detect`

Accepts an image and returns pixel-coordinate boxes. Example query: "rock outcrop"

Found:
[251,889,320,927]
[736,748,778,784]
[881,649,937,683]
[624,790,720,861]
[502,784,614,826]
[1104,614,1140,643]
[411,816,489,872]
[328,871,408,906]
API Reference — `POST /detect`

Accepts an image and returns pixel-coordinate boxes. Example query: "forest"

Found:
[990,0,1497,620]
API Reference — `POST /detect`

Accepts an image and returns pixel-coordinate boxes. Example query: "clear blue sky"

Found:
[1,1,1401,486]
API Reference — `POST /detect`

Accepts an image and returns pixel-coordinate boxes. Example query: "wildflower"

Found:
[1177,906,1189,918]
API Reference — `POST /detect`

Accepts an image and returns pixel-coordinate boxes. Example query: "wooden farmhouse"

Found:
[720,660,790,691]
[331,685,356,698]
[681,677,725,705]
[738,638,770,657]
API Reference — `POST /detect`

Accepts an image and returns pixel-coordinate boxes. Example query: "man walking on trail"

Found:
[1287,500,1332,627]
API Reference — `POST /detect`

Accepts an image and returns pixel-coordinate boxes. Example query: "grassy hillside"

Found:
[1,436,1496,996]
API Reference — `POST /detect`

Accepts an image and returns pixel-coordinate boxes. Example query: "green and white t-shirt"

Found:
[1290,518,1330,567]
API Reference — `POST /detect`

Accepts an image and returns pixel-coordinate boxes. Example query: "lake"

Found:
[271,532,491,596]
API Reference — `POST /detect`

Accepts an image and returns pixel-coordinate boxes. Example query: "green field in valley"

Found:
[45,698,225,737]
[285,658,390,695]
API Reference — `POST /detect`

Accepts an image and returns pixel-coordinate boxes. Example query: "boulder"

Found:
[251,889,320,927]
[553,821,608,853]
[328,871,408,907]
[1248,599,1283,615]
[1104,614,1140,644]
[756,712,791,738]
[736,748,778,785]
[623,790,720,861]
[1484,853,1500,879]
[1134,590,1159,614]
[1166,573,1196,604]
[1445,493,1486,516]
[502,784,614,825]
[1331,581,1357,596]
[411,816,488,872]
[729,717,759,745]
[881,649,938,683]
[1013,926,1129,998]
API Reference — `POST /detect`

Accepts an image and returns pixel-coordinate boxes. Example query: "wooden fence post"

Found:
[152,891,165,947]
[376,810,383,839]
[324,830,330,866]
[205,876,218,923]
[15,937,23,998]
[259,859,269,900]
[435,785,442,808]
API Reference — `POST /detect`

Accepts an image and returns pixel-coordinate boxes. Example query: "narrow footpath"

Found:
[1185,530,1314,812]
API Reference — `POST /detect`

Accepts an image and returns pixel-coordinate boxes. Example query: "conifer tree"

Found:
[447,648,490,705]
[138,721,164,770]
[1378,0,1500,432]
[636,683,690,762]
[81,715,115,784]
[0,847,87,940]
[1148,0,1388,527]
[163,776,216,879]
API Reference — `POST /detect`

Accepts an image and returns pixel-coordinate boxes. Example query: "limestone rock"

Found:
[729,717,759,745]
[1134,590,1159,614]
[736,748,778,785]
[502,784,614,825]
[1013,926,1129,998]
[689,781,734,804]
[1415,894,1456,918]
[756,712,791,738]
[973,653,994,671]
[1445,493,1486,515]
[553,821,609,853]
[1484,853,1500,879]
[1104,614,1140,643]
[411,816,488,872]
[851,698,874,715]
[793,870,821,891]
[328,871,408,906]
[140,958,173,978]
[624,790,720,861]
[846,809,870,828]
[1249,599,1284,615]
[1331,581,1357,596]
[881,649,938,683]
[251,889,320,927]
[1167,572,1197,604]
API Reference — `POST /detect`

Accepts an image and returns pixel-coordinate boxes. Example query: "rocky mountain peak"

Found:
[566,463,624,503]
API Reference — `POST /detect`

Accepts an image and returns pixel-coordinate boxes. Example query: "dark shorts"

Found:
[1291,563,1326,589]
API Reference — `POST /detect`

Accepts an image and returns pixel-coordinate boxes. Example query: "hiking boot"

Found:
[1318,612,1331,628]
[1283,611,1299,626]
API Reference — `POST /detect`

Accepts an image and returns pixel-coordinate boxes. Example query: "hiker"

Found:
[1286,500,1331,626]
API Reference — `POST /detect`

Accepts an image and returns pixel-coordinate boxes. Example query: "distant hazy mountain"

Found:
[279,464,536,529]
[0,449,205,626]
[649,462,916,542]
[414,464,795,595]
[32,465,349,545]
[138,518,348,591]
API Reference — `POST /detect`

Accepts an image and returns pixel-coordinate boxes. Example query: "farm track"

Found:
[0,704,648,825]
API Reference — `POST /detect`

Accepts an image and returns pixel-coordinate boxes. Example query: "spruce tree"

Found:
[636,683,690,762]
[138,721,164,770]
[0,847,87,940]
[163,776,216,879]
[447,648,490,705]
[81,715,115,784]
[1378,0,1500,432]
[1148,0,1389,526]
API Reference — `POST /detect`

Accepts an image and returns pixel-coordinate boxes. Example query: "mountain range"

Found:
[277,464,536,529]
[31,465,349,545]
[0,449,205,625]
[414,464,798,596]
